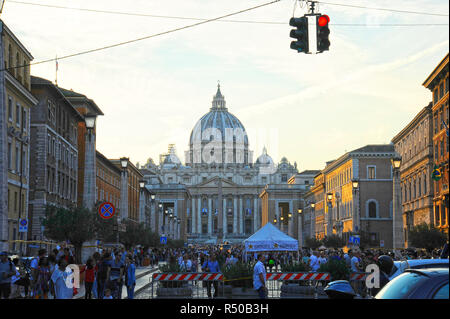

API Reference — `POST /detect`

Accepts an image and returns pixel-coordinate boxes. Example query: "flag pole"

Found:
[55,55,58,86]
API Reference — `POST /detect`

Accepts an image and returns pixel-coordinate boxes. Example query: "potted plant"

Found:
[280,261,315,298]
[156,262,192,299]
[222,261,258,299]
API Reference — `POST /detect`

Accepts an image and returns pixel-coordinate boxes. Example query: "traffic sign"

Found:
[99,202,115,219]
[160,236,167,245]
[19,218,28,232]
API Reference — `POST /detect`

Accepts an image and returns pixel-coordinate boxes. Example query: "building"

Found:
[392,103,434,247]
[139,85,303,244]
[0,21,38,253]
[304,145,396,249]
[96,150,121,212]
[422,53,449,235]
[28,76,83,249]
[59,87,104,209]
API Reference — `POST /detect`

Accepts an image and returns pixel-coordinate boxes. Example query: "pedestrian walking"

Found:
[253,254,267,299]
[109,252,125,299]
[0,252,15,299]
[50,259,73,299]
[202,254,220,298]
[125,255,136,299]
[34,257,51,299]
[81,258,97,299]
[96,253,111,299]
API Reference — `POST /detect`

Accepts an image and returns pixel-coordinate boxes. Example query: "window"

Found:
[281,174,288,182]
[8,97,13,121]
[22,109,27,132]
[435,205,440,226]
[15,145,20,172]
[435,143,439,160]
[368,201,377,218]
[262,177,267,184]
[434,90,438,104]
[22,150,26,177]
[8,142,12,170]
[439,82,444,99]
[446,77,449,93]
[16,103,21,126]
[433,284,449,299]
[440,140,444,157]
[367,166,376,179]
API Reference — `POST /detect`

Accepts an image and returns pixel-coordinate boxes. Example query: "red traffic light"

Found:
[318,15,330,27]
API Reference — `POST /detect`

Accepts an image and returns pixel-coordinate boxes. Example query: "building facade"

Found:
[303,145,396,249]
[392,104,435,247]
[422,53,449,235]
[96,150,121,212]
[1,22,37,253]
[28,76,83,246]
[139,86,301,244]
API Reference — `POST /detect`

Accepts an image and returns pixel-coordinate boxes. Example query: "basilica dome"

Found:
[187,85,250,165]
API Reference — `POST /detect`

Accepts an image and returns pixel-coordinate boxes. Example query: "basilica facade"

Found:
[139,86,308,244]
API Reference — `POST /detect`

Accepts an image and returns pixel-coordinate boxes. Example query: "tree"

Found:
[119,219,147,249]
[322,235,346,249]
[42,205,97,263]
[408,223,447,253]
[305,237,322,250]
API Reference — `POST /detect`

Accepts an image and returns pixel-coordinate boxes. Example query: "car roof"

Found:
[404,268,449,277]
[395,259,448,266]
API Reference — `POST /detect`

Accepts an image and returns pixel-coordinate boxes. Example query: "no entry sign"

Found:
[99,202,115,219]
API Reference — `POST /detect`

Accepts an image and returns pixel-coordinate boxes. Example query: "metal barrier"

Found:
[149,272,373,299]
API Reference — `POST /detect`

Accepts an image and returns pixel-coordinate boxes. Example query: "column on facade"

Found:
[393,168,404,249]
[239,195,243,234]
[208,197,212,235]
[223,197,227,236]
[276,202,280,229]
[298,211,303,248]
[139,190,145,224]
[197,197,202,234]
[158,202,162,235]
[120,169,128,220]
[310,205,314,239]
[288,201,293,237]
[191,196,196,234]
[233,196,238,233]
[151,201,156,233]
[253,196,258,233]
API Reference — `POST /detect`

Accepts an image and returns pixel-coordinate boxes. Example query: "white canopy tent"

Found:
[244,223,298,252]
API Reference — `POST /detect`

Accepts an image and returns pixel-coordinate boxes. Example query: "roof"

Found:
[391,103,432,143]
[2,21,34,60]
[59,87,104,116]
[299,170,321,175]
[351,144,395,153]
[422,53,449,89]
[31,76,84,122]
[96,150,122,175]
[244,222,298,252]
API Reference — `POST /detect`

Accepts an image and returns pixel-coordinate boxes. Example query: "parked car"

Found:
[376,268,449,299]
[389,259,449,280]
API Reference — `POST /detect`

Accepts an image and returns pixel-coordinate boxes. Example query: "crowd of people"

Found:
[1,241,448,300]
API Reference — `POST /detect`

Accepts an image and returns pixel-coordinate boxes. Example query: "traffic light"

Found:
[316,14,330,52]
[289,16,309,53]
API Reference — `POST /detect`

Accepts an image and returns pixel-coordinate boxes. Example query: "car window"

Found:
[412,264,449,270]
[433,283,449,299]
[376,272,428,299]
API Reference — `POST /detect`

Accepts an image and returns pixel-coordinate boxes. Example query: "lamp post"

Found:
[83,114,97,210]
[391,155,404,251]
[352,178,360,235]
[120,157,129,220]
[169,212,173,239]
[326,193,333,237]
[158,203,163,235]
[139,180,146,225]
[297,208,303,248]
[310,203,315,239]
[150,194,156,232]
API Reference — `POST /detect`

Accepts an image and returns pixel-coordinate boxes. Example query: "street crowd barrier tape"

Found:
[152,273,224,281]
[265,272,331,281]
[350,272,368,281]
[152,272,368,282]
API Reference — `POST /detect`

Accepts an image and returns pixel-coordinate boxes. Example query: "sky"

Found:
[2,0,449,171]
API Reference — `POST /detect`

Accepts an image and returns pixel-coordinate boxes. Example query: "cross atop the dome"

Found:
[211,82,226,110]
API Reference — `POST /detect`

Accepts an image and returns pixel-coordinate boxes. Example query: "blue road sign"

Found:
[99,202,115,219]
[160,236,167,245]
[349,236,354,244]
[354,237,360,245]
[19,218,28,232]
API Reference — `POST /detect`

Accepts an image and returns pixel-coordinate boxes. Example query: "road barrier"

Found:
[149,271,371,299]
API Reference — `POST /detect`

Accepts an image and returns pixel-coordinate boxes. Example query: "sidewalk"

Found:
[74,264,159,299]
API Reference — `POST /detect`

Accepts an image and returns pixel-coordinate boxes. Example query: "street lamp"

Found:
[352,178,360,234]
[120,157,129,169]
[392,154,403,251]
[298,208,302,214]
[84,114,96,130]
[288,213,292,219]
[273,218,277,224]
[327,193,333,202]
[151,194,156,202]
[311,203,315,209]
[139,180,145,189]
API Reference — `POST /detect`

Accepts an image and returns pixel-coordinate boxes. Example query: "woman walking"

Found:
[34,257,51,299]
[81,258,97,299]
[125,256,136,299]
